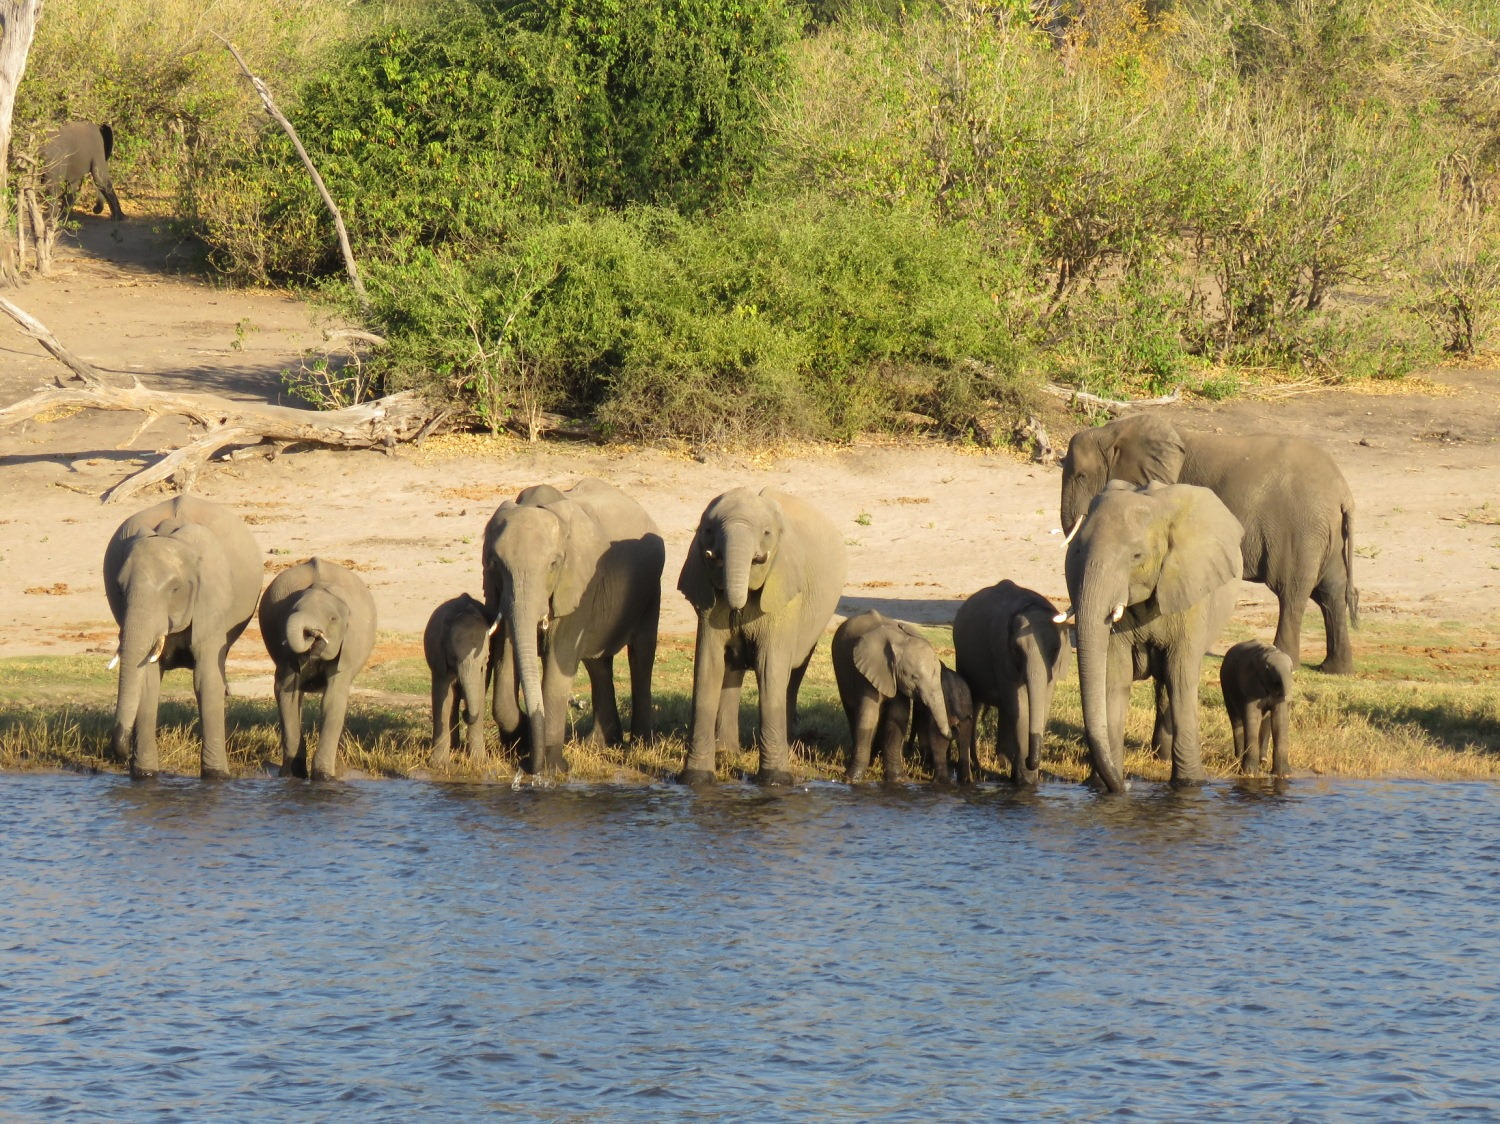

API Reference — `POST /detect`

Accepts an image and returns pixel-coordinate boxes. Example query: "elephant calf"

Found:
[424,593,497,769]
[42,121,123,220]
[832,610,951,783]
[911,664,977,784]
[260,558,377,781]
[1221,639,1294,776]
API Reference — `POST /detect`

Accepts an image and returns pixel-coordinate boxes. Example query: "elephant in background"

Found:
[1220,639,1294,776]
[483,478,664,776]
[678,487,847,786]
[1059,413,1358,673]
[103,495,261,778]
[831,610,950,783]
[1064,481,1244,793]
[42,121,123,220]
[260,558,377,781]
[424,593,497,768]
[911,664,977,784]
[952,580,1069,786]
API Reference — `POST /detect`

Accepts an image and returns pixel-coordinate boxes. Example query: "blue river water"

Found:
[2,774,1498,1119]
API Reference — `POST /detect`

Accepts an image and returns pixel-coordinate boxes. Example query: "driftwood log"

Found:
[0,296,446,504]
[1041,382,1182,415]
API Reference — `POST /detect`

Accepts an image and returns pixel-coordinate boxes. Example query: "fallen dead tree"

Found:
[0,296,447,504]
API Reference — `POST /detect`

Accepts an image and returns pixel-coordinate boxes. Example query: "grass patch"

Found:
[2,619,1495,784]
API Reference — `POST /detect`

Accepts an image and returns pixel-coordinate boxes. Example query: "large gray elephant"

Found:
[831,610,950,783]
[678,487,847,786]
[1220,638,1294,776]
[952,580,1068,786]
[102,495,261,778]
[483,478,664,776]
[260,558,377,781]
[1059,414,1358,672]
[42,121,123,220]
[424,593,497,768]
[1064,481,1245,793]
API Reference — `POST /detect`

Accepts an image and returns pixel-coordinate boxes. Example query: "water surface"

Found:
[2,775,1498,1118]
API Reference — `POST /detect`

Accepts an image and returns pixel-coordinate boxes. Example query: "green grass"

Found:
[2,618,1496,784]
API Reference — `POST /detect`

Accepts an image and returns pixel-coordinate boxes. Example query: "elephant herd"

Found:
[98,414,1355,792]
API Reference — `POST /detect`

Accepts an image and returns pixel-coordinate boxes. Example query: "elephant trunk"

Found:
[111,601,166,761]
[1075,609,1125,794]
[285,609,317,656]
[722,522,754,612]
[1022,642,1050,773]
[504,580,549,771]
[919,679,951,741]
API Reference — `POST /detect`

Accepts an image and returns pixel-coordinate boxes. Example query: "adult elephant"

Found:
[1059,414,1358,672]
[42,121,123,220]
[678,487,847,786]
[102,495,261,778]
[952,580,1068,786]
[1064,481,1244,793]
[483,478,664,775]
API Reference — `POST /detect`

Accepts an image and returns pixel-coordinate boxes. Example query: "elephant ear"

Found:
[677,522,716,612]
[1156,485,1245,614]
[548,501,607,618]
[756,493,802,616]
[1110,414,1186,485]
[852,629,898,698]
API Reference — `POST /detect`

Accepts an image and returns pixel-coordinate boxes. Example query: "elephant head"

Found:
[678,487,794,616]
[1064,481,1243,793]
[1059,415,1187,540]
[483,498,606,769]
[855,617,951,742]
[283,586,352,665]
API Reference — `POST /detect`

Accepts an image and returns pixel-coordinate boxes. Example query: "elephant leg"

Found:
[1269,702,1290,776]
[877,695,912,782]
[430,675,454,769]
[193,654,231,780]
[682,619,727,783]
[1271,582,1312,670]
[1163,647,1207,787]
[786,657,810,745]
[626,623,658,743]
[131,662,164,778]
[755,650,795,785]
[954,718,975,785]
[458,665,487,764]
[1240,705,1262,772]
[92,170,123,221]
[276,669,307,778]
[539,656,574,774]
[1009,686,1039,786]
[1148,649,1172,760]
[996,691,1024,784]
[1228,702,1249,772]
[845,691,881,782]
[312,677,350,781]
[716,667,745,757]
[1312,582,1354,675]
[584,655,624,746]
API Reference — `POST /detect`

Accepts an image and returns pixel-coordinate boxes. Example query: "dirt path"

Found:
[3,217,1499,672]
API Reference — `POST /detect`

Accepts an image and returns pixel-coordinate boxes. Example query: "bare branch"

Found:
[1040,383,1182,415]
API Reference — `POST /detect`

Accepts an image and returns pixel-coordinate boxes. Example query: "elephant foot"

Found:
[200,766,231,781]
[677,767,718,786]
[756,768,796,787]
[311,767,338,782]
[1315,656,1354,675]
[845,768,866,783]
[279,759,308,779]
[1169,771,1206,789]
[128,763,157,780]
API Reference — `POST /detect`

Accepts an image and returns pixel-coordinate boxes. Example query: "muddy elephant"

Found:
[102,495,261,778]
[483,478,664,776]
[678,487,847,786]
[1064,481,1244,793]
[260,558,377,781]
[424,593,497,768]
[832,610,950,783]
[1060,414,1357,672]
[953,580,1069,786]
[42,121,123,220]
[1221,639,1294,776]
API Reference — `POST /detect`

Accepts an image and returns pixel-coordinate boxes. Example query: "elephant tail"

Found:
[100,123,114,161]
[1342,501,1360,629]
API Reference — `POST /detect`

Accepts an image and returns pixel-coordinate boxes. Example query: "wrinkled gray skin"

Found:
[832,610,951,783]
[103,496,261,778]
[679,487,848,786]
[260,558,377,781]
[1220,639,1294,776]
[1060,414,1358,673]
[911,664,977,784]
[424,593,497,768]
[42,121,123,220]
[953,580,1069,786]
[1065,481,1245,793]
[483,479,664,776]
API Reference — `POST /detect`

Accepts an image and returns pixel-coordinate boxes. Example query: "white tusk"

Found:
[147,634,167,663]
[1061,517,1083,546]
[107,649,120,670]
[486,616,500,638]
[1053,608,1071,624]
[1109,603,1125,623]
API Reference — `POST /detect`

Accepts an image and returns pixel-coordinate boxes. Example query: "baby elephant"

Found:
[260,558,377,780]
[911,664,978,783]
[1221,639,1294,776]
[42,121,123,220]
[424,593,498,768]
[832,610,950,782]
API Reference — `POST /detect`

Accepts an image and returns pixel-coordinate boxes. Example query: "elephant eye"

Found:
[702,548,717,562]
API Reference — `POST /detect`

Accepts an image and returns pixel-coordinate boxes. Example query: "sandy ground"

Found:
[3,217,1499,690]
